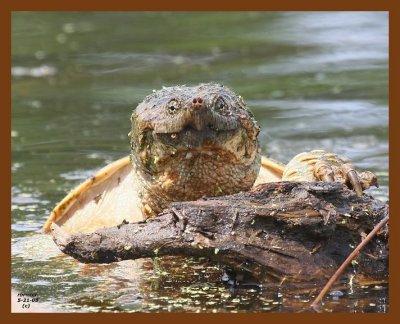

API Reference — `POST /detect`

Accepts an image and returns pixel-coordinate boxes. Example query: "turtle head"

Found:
[129,83,261,207]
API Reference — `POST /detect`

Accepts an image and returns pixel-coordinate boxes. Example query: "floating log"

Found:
[51,182,388,284]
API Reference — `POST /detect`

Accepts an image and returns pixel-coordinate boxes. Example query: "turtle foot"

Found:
[282,150,378,196]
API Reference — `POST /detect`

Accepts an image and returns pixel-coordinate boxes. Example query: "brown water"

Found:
[11,12,388,312]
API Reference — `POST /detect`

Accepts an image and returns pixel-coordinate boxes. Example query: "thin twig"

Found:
[310,214,389,312]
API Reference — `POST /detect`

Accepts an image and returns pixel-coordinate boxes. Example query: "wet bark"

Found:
[51,182,388,284]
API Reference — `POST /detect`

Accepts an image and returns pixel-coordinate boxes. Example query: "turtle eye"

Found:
[214,97,226,111]
[167,99,179,114]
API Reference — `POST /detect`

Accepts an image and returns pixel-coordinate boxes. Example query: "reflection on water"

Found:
[11,12,388,312]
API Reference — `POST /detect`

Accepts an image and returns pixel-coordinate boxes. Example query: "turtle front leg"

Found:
[282,150,378,196]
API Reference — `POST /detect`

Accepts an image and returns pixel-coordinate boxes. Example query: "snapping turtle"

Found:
[43,83,377,234]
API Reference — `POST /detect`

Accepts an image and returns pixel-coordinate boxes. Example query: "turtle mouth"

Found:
[154,125,239,149]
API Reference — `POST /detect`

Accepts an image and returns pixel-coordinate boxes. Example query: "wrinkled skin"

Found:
[130,83,261,217]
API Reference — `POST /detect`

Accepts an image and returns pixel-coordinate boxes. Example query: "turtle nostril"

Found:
[193,97,203,104]
[192,97,204,109]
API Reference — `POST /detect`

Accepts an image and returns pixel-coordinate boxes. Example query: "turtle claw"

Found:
[358,170,379,190]
[282,150,379,196]
[314,160,335,182]
[346,168,363,197]
[342,163,378,195]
